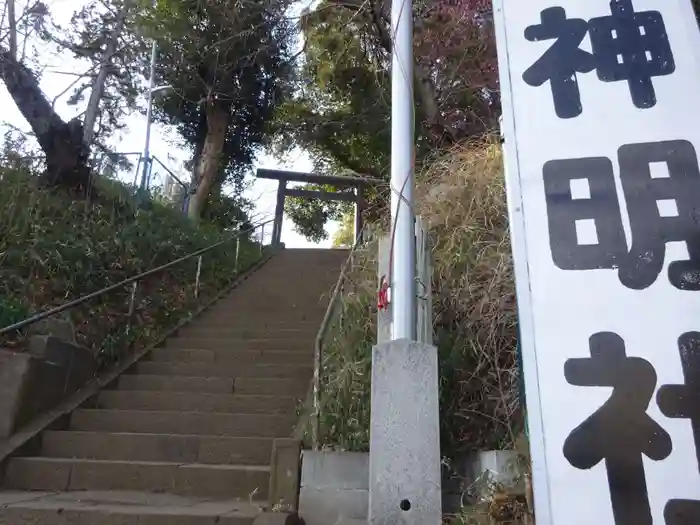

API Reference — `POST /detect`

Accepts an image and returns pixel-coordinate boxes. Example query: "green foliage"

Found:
[332,212,355,247]
[283,184,349,242]
[0,297,30,332]
[143,0,297,193]
[0,168,261,365]
[316,248,375,450]
[315,138,520,456]
[273,1,423,239]
[201,193,254,233]
[275,0,500,240]
[274,2,394,179]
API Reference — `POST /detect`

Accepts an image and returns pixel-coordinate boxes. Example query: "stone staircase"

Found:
[0,248,348,524]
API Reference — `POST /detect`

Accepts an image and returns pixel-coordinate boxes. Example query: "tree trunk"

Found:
[187,98,229,220]
[7,0,17,59]
[0,48,90,193]
[83,3,129,146]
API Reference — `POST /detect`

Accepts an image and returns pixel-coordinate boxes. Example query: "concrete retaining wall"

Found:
[299,451,369,525]
[298,449,523,525]
[0,339,96,439]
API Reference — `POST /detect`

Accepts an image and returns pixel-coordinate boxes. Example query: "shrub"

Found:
[317,135,520,454]
[0,168,260,367]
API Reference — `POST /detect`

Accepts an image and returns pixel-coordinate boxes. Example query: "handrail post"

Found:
[126,281,138,335]
[259,223,265,255]
[194,255,203,299]
[312,361,321,450]
[235,237,241,273]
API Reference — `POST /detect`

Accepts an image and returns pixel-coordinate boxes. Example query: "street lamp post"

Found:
[138,31,173,193]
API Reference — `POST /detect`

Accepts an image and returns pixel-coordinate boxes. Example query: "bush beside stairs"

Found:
[0,248,348,524]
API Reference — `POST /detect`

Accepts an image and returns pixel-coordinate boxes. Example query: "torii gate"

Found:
[256,169,383,245]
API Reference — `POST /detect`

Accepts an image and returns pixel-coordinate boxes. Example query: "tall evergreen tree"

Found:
[144,0,297,219]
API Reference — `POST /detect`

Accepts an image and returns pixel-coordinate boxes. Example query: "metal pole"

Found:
[259,223,265,255]
[390,0,416,340]
[139,39,157,191]
[235,237,241,273]
[194,255,202,299]
[126,281,138,335]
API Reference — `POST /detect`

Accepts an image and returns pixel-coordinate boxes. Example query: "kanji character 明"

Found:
[543,140,700,290]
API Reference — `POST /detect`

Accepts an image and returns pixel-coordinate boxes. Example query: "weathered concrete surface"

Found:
[0,340,96,439]
[28,336,96,393]
[299,451,369,525]
[26,314,76,344]
[0,490,263,524]
[268,439,301,511]
[0,351,32,439]
[369,339,442,525]
[376,236,391,344]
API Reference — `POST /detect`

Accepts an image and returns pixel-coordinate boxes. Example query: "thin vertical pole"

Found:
[260,223,265,255]
[194,255,202,299]
[126,281,138,335]
[235,237,241,273]
[139,38,157,191]
[390,0,416,340]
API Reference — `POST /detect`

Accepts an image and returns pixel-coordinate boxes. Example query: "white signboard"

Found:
[493,1,700,524]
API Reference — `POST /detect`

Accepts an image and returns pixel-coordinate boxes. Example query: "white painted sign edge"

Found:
[491,0,560,523]
[492,1,700,525]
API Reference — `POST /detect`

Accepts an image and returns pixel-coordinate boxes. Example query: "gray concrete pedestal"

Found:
[369,339,442,525]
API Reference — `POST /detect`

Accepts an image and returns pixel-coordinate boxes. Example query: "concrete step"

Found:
[186,322,320,334]
[135,362,312,380]
[70,409,296,438]
[116,375,233,393]
[148,347,313,366]
[195,309,325,322]
[234,377,309,397]
[215,302,328,313]
[165,338,314,353]
[99,390,296,414]
[41,431,273,465]
[172,326,316,340]
[3,457,269,500]
[0,491,262,525]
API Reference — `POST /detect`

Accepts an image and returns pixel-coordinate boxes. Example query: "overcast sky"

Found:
[0,0,336,248]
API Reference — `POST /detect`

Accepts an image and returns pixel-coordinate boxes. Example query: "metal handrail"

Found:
[0,218,275,336]
[312,226,369,450]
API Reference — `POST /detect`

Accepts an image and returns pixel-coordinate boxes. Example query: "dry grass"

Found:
[418,135,520,453]
[318,134,520,454]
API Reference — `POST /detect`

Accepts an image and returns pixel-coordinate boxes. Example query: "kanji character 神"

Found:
[522,7,594,119]
[564,332,672,525]
[589,0,675,109]
[523,0,675,118]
